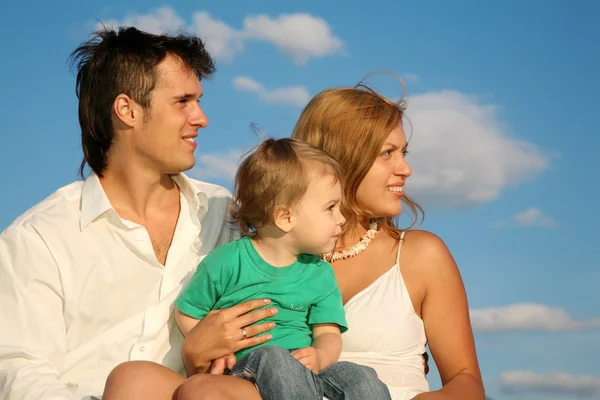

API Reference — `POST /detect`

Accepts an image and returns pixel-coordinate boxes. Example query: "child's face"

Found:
[291,172,345,255]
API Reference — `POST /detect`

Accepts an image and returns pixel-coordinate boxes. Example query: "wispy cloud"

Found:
[402,73,420,83]
[492,208,556,229]
[189,150,245,182]
[471,303,600,332]
[499,370,600,398]
[404,90,554,207]
[233,76,310,107]
[98,8,344,64]
[191,11,245,62]
[100,7,185,36]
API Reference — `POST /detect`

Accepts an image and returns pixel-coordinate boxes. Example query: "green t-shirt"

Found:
[175,236,347,360]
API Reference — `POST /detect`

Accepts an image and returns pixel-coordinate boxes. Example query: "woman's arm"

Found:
[408,230,485,400]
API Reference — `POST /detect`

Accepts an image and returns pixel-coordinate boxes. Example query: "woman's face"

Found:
[355,125,412,219]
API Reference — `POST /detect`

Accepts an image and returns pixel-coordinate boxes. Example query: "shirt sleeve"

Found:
[174,261,221,320]
[0,228,74,400]
[307,266,348,333]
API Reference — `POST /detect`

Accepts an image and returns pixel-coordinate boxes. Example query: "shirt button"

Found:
[139,346,145,352]
[136,238,145,244]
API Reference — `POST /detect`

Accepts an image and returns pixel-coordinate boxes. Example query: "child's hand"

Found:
[291,346,321,374]
[209,353,236,375]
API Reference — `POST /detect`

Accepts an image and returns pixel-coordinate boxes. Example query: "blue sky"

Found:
[1,1,598,398]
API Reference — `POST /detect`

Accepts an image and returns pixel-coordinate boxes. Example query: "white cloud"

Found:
[404,90,553,207]
[499,370,600,397]
[243,13,344,65]
[492,208,556,229]
[99,7,185,35]
[514,208,555,227]
[233,76,265,93]
[190,11,245,62]
[190,150,244,181]
[98,8,343,64]
[233,76,310,107]
[470,303,600,332]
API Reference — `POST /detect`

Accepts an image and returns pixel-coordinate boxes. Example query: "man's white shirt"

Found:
[0,173,239,399]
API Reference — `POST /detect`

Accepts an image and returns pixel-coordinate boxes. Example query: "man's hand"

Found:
[209,353,237,375]
[291,346,321,374]
[180,299,277,375]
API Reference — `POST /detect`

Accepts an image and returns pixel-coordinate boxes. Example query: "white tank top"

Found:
[339,232,430,399]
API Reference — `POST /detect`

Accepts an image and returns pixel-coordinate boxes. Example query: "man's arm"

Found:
[0,228,73,400]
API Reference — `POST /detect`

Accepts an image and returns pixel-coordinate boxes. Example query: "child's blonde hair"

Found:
[232,138,342,236]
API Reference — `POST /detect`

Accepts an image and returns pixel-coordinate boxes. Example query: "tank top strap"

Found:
[396,230,407,265]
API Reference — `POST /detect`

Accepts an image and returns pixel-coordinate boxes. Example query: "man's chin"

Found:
[166,160,196,175]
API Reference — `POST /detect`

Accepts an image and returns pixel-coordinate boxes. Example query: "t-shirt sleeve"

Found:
[174,261,220,320]
[307,267,348,333]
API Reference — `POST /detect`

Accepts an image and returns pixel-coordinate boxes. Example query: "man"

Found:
[0,27,274,399]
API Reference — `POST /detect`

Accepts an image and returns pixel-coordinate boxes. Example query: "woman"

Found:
[103,81,484,400]
[291,83,484,399]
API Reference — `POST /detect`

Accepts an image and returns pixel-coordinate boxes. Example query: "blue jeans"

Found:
[227,346,391,400]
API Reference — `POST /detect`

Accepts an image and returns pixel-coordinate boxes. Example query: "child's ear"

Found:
[273,205,295,233]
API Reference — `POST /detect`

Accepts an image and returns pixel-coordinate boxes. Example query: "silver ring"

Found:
[242,328,247,339]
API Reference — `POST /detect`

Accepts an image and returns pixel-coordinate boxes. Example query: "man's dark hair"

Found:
[69,26,215,178]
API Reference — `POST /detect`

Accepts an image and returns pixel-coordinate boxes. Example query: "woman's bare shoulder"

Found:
[401,229,458,276]
[403,229,451,257]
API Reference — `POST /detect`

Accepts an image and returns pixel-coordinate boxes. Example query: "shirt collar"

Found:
[79,172,209,231]
[171,173,208,215]
[79,172,114,230]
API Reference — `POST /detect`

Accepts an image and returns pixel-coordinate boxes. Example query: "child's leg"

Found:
[103,361,185,400]
[228,346,323,400]
[318,361,392,400]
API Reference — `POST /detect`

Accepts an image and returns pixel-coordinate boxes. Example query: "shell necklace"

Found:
[320,222,379,263]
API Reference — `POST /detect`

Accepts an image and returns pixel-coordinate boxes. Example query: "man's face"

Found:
[132,55,208,175]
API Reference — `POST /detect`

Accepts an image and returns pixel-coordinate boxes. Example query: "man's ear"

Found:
[273,205,295,233]
[113,94,144,128]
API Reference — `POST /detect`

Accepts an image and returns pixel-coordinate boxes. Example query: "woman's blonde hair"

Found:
[291,79,424,239]
[232,137,342,236]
